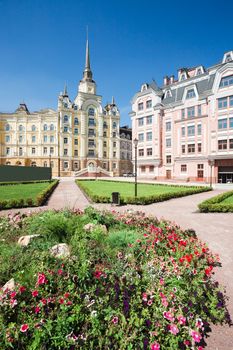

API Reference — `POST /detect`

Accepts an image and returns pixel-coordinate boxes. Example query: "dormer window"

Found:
[219,75,233,88]
[64,115,69,123]
[165,90,172,98]
[223,52,233,63]
[186,89,196,99]
[225,54,232,62]
[74,105,78,110]
[197,68,202,75]
[180,74,186,81]
[141,84,148,92]
[64,103,68,108]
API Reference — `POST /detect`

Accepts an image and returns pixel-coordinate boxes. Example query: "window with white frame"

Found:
[43,147,47,154]
[166,155,171,164]
[219,75,233,88]
[138,118,144,126]
[88,108,95,116]
[230,117,233,128]
[5,124,10,131]
[197,124,202,135]
[50,124,54,131]
[146,132,152,141]
[32,135,36,143]
[181,127,185,137]
[187,106,195,118]
[166,138,171,148]
[31,125,36,131]
[198,105,202,116]
[218,118,227,129]
[188,125,195,136]
[146,115,152,124]
[230,96,233,107]
[64,149,68,156]
[146,100,152,108]
[218,140,227,150]
[64,126,68,132]
[166,121,171,132]
[50,147,54,154]
[181,164,187,172]
[6,147,10,155]
[138,102,143,111]
[63,115,69,123]
[74,117,78,125]
[5,135,10,142]
[64,137,68,144]
[43,124,48,131]
[181,109,185,119]
[147,148,152,156]
[50,135,54,142]
[139,149,144,156]
[19,135,23,143]
[188,144,195,153]
[19,125,24,132]
[32,147,35,154]
[44,135,47,142]
[218,97,228,109]
[138,133,144,142]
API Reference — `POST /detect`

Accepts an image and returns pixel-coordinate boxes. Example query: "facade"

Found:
[119,125,133,175]
[130,51,233,183]
[0,40,122,177]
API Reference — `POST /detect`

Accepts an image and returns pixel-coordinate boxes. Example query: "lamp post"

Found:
[208,159,214,188]
[49,154,52,181]
[133,138,138,197]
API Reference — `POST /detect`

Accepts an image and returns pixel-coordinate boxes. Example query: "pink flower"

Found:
[191,330,202,343]
[184,340,190,346]
[32,290,39,297]
[19,286,26,293]
[142,292,148,301]
[112,316,118,324]
[159,278,164,285]
[169,324,179,335]
[41,298,47,305]
[150,342,160,350]
[20,324,29,333]
[94,270,103,279]
[147,299,153,306]
[37,273,47,285]
[10,291,17,298]
[177,315,186,325]
[57,269,63,275]
[163,311,175,322]
[10,299,17,307]
[162,298,168,307]
[198,347,204,350]
[35,306,40,314]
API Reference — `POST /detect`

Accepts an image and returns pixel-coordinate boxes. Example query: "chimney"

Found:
[170,75,175,84]
[163,76,170,86]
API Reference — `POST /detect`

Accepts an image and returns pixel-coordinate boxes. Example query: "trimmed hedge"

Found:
[77,179,211,205]
[0,180,59,210]
[198,189,233,212]
[0,180,53,186]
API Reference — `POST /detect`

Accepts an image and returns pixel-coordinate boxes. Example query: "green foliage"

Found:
[198,189,233,212]
[77,179,211,205]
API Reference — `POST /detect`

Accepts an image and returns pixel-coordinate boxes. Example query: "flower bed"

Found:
[198,189,233,212]
[0,208,230,349]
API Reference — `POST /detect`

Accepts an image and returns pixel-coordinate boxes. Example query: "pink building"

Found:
[130,51,233,183]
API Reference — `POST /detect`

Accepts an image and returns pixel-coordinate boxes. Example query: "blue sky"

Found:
[0,0,233,125]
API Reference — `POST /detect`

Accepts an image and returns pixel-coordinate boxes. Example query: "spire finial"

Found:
[63,83,68,96]
[111,96,115,105]
[83,27,93,81]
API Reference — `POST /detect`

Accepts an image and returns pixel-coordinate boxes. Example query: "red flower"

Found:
[58,269,63,275]
[35,306,41,314]
[20,324,29,333]
[41,298,47,305]
[10,291,17,299]
[32,290,39,297]
[205,266,213,276]
[94,270,103,279]
[59,298,64,304]
[19,286,26,293]
[64,292,70,298]
[37,273,47,285]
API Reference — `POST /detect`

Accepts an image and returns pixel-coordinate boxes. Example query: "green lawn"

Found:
[0,182,53,201]
[77,180,210,204]
[221,194,233,204]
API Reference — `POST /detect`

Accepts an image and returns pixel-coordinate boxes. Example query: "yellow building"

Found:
[0,39,124,177]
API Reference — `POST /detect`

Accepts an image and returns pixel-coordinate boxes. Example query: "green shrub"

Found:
[198,190,233,212]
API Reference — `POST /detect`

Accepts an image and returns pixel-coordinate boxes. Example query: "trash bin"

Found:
[112,192,120,205]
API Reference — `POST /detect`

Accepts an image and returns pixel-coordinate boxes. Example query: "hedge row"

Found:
[0,180,53,186]
[77,180,211,205]
[198,189,233,212]
[0,180,59,210]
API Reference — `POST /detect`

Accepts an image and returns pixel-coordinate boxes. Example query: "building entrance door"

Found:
[166,170,171,179]
[218,166,233,183]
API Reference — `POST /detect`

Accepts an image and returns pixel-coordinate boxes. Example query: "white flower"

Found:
[91,310,97,317]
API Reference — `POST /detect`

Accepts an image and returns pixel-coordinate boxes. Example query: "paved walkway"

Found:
[1,178,233,349]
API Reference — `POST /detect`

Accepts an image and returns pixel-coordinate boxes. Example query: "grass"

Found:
[198,189,233,212]
[0,182,53,201]
[77,179,211,204]
[221,194,233,204]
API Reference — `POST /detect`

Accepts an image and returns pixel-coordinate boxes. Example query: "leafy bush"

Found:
[0,208,230,349]
[198,190,233,212]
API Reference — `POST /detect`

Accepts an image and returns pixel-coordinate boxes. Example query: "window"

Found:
[64,161,69,169]
[44,161,48,167]
[89,118,95,126]
[229,139,233,149]
[50,124,54,131]
[64,103,68,108]
[166,138,171,147]
[188,125,195,136]
[146,100,152,109]
[197,68,202,76]
[74,139,78,145]
[74,105,78,110]
[31,125,36,131]
[19,148,23,156]
[113,142,116,147]
[5,124,10,131]
[218,97,227,109]
[88,108,95,116]
[146,115,152,124]
[146,132,152,141]
[138,118,144,126]
[138,133,144,142]
[64,115,69,123]
[149,166,154,172]
[113,132,116,138]
[138,102,143,111]
[198,105,202,116]
[181,109,185,120]
[43,147,47,154]
[43,124,47,131]
[64,149,68,156]
[198,143,202,152]
[197,164,204,178]
[180,74,186,81]
[50,135,54,142]
[230,118,233,128]
[88,139,95,147]
[218,140,227,150]
[113,163,117,169]
[19,125,24,131]
[103,121,108,128]
[225,54,232,63]
[147,148,152,156]
[188,144,195,153]
[50,147,54,154]
[139,149,144,156]
[197,124,202,135]
[141,166,146,173]
[166,90,172,98]
[103,162,106,169]
[32,135,36,143]
[181,164,187,172]
[219,75,233,88]
[64,126,68,132]
[19,135,23,143]
[74,150,78,156]
[6,147,10,155]
[64,137,68,144]
[88,149,95,157]
[187,106,195,118]
[103,151,107,157]
[74,128,78,135]
[181,145,185,154]
[230,96,233,107]
[186,89,196,99]
[181,127,185,137]
[74,118,78,125]
[103,131,107,137]
[43,135,47,142]
[113,151,116,157]
[218,118,227,129]
[32,147,36,154]
[31,162,36,167]
[166,121,171,132]
[113,121,117,129]
[166,155,171,164]
[103,141,107,147]
[5,135,10,142]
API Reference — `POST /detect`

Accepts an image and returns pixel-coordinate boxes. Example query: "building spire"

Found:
[83,27,93,82]
[63,83,68,96]
[111,96,115,105]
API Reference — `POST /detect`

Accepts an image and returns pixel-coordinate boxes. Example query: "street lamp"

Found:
[133,138,138,197]
[49,154,52,181]
[208,159,214,188]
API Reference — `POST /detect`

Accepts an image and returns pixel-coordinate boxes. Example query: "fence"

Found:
[0,165,51,182]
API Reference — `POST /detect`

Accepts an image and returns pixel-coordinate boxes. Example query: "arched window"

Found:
[19,125,23,132]
[43,124,48,131]
[113,121,117,129]
[31,162,37,167]
[88,108,95,116]
[50,124,54,131]
[6,161,11,165]
[44,161,48,167]
[64,115,69,123]
[16,161,22,166]
[74,117,78,125]
[31,124,36,131]
[103,121,107,128]
[5,124,10,131]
